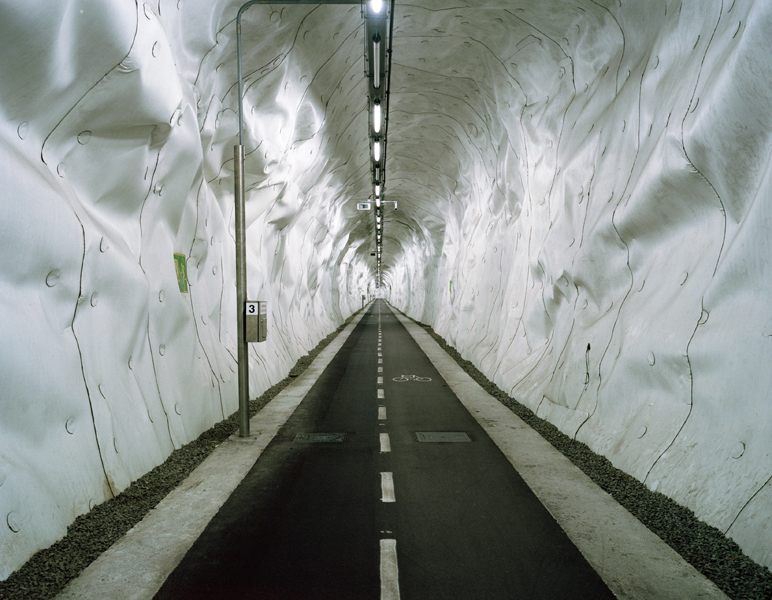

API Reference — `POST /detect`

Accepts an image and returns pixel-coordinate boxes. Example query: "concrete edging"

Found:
[393,309,729,600]
[55,308,368,600]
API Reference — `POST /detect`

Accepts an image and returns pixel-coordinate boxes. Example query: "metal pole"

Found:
[234,0,361,435]
[234,144,249,437]
[235,1,259,438]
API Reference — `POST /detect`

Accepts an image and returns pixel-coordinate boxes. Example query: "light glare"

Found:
[373,101,382,133]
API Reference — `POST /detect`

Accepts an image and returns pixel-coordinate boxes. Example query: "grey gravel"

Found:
[0,316,354,600]
[417,321,772,600]
[2,310,770,600]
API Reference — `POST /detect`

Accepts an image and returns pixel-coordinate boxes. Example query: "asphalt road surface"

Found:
[153,300,615,600]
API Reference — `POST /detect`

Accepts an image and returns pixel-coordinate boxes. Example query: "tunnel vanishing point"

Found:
[1,0,772,581]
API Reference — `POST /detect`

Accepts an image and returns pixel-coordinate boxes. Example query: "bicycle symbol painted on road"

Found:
[392,374,432,382]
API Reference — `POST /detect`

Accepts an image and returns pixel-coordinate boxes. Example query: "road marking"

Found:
[378,366,383,373]
[379,406,387,420]
[378,388,385,398]
[378,352,382,357]
[378,358,383,364]
[381,472,396,502]
[380,433,391,453]
[380,539,401,600]
[377,376,383,384]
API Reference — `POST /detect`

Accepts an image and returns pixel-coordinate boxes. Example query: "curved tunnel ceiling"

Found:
[223,1,618,289]
[206,1,772,573]
[2,0,772,581]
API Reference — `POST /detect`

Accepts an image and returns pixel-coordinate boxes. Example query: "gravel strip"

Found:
[4,308,770,600]
[416,322,772,600]
[0,315,356,600]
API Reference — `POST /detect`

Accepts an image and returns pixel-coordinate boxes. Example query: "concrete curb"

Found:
[55,308,368,600]
[393,308,729,600]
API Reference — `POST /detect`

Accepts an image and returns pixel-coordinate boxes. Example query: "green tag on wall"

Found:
[174,253,189,293]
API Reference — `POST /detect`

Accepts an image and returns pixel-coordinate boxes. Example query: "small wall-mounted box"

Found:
[245,301,267,342]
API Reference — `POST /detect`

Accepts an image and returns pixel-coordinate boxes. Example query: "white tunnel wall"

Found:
[0,0,371,578]
[2,0,772,580]
[386,1,772,570]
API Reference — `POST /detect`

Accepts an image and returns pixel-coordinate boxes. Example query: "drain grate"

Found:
[415,432,471,443]
[294,433,346,443]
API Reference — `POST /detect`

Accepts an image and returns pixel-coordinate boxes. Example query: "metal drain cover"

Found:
[415,432,471,443]
[294,433,346,443]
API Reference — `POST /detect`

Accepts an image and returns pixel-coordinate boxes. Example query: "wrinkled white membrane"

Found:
[1,0,771,578]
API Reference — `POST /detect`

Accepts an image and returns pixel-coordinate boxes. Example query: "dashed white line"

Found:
[381,472,396,503]
[378,406,387,420]
[380,539,401,600]
[377,388,385,399]
[378,366,383,373]
[378,358,383,364]
[380,433,391,453]
[377,376,383,385]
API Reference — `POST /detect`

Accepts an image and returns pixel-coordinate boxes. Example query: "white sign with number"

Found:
[245,302,259,315]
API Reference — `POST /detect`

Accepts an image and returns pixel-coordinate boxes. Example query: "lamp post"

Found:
[233,0,361,437]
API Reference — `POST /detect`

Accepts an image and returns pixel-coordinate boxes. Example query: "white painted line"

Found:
[379,406,387,420]
[392,308,730,600]
[378,352,382,357]
[380,433,391,453]
[377,376,383,384]
[378,358,383,364]
[380,539,401,600]
[378,388,385,399]
[378,366,383,373]
[54,309,372,600]
[381,472,396,503]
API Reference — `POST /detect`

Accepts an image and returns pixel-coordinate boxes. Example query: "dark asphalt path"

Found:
[154,300,614,600]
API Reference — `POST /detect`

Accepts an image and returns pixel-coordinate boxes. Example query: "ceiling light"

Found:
[373,139,381,162]
[376,214,381,223]
[372,33,382,89]
[375,184,381,196]
[377,222,381,230]
[375,197,381,208]
[371,0,384,13]
[373,99,381,133]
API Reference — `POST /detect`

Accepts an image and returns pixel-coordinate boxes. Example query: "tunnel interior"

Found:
[1,0,772,579]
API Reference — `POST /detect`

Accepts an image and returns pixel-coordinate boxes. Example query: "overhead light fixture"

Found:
[372,33,382,89]
[375,183,381,196]
[373,99,381,133]
[371,0,384,13]
[374,163,380,181]
[373,139,381,162]
[377,222,381,230]
[376,214,381,223]
[375,197,381,208]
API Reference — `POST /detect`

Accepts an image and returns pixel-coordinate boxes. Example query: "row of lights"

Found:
[366,0,388,287]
